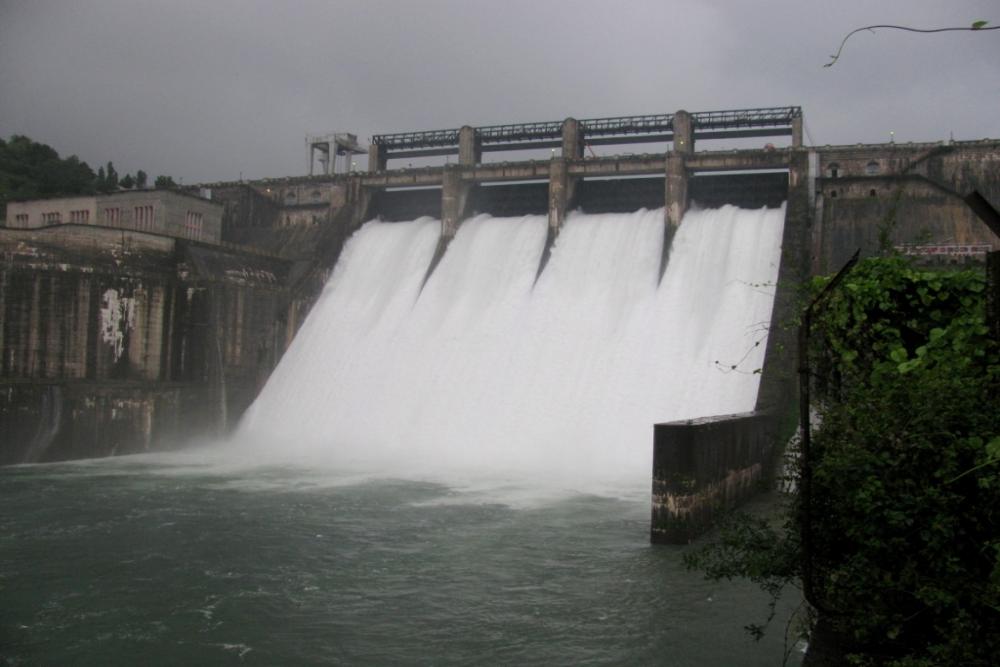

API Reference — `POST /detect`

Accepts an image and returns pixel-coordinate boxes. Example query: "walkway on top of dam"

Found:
[371,107,802,158]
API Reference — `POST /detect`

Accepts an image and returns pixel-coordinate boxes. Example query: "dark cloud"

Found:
[1,0,997,182]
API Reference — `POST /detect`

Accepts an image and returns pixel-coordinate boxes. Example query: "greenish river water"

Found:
[1,451,802,666]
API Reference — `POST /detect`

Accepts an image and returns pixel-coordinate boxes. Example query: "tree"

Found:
[0,135,97,217]
[154,174,176,189]
[119,173,134,189]
[105,161,118,190]
[687,257,1000,665]
[135,169,147,189]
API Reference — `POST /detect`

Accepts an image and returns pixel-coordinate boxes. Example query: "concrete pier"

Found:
[650,412,780,544]
[561,117,583,159]
[673,109,693,154]
[547,158,574,233]
[368,144,387,173]
[458,126,482,166]
[664,154,689,228]
[441,166,472,239]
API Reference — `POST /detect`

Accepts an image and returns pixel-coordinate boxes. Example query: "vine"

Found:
[686,257,1000,665]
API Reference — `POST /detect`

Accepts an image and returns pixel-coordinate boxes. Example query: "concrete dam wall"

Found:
[2,107,998,468]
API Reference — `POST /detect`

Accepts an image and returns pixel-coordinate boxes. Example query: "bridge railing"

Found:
[371,106,802,153]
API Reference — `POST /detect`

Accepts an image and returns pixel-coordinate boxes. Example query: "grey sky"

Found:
[1,0,997,183]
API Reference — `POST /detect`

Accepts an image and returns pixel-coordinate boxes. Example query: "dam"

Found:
[1,106,998,479]
[2,106,999,664]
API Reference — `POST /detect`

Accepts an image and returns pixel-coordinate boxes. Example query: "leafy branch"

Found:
[825,21,998,67]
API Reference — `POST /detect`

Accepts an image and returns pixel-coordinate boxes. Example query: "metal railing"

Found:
[370,106,802,152]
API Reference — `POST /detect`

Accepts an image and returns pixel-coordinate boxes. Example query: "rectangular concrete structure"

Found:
[664,154,689,229]
[7,190,223,243]
[651,412,780,544]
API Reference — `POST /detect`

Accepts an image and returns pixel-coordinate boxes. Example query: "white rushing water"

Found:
[239,205,785,490]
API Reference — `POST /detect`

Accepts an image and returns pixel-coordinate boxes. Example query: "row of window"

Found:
[37,210,91,224]
[827,161,881,178]
[104,207,122,226]
[828,189,880,199]
[134,205,154,230]
[11,205,211,240]
[184,211,204,240]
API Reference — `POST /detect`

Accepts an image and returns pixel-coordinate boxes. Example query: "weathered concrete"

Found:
[756,149,811,414]
[561,118,583,159]
[7,190,223,242]
[458,126,482,166]
[368,143,387,173]
[664,154,689,228]
[0,225,293,464]
[651,412,779,544]
[791,115,803,148]
[812,141,1000,272]
[673,110,693,154]
[547,158,574,232]
[441,166,472,239]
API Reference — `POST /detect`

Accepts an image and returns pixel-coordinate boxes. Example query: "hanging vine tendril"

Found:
[825,21,997,67]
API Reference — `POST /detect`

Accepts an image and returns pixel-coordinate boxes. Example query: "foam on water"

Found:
[238,205,785,491]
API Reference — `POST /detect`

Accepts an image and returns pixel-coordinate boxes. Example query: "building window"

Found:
[829,190,838,198]
[869,189,877,197]
[42,211,61,224]
[865,160,880,175]
[14,213,29,226]
[70,209,90,224]
[827,163,840,178]
[184,211,204,240]
[133,205,154,231]
[103,207,121,226]
[311,190,321,200]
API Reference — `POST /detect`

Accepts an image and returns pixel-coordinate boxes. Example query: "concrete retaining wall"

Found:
[0,225,293,464]
[650,411,780,544]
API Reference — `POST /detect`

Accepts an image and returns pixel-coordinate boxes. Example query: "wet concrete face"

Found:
[0,227,293,464]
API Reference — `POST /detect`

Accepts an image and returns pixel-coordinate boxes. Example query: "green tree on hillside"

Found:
[104,161,118,191]
[154,174,176,189]
[135,169,147,189]
[0,135,96,218]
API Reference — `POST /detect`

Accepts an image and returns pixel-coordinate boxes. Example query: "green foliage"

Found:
[809,257,989,400]
[806,258,999,664]
[687,257,1000,665]
[0,134,161,219]
[103,160,118,191]
[0,135,96,217]
[154,174,176,189]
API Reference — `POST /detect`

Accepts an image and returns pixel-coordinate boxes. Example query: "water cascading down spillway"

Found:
[239,205,786,490]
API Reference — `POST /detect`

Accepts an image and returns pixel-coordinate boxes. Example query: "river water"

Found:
[1,452,802,665]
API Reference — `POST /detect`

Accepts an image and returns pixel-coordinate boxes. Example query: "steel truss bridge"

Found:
[371,107,802,159]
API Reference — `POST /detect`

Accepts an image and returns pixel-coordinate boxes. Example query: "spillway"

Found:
[239,205,785,488]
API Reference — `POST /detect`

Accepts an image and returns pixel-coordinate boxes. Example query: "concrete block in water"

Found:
[650,411,779,544]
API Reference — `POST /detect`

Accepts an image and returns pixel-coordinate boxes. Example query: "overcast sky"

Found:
[1,0,997,183]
